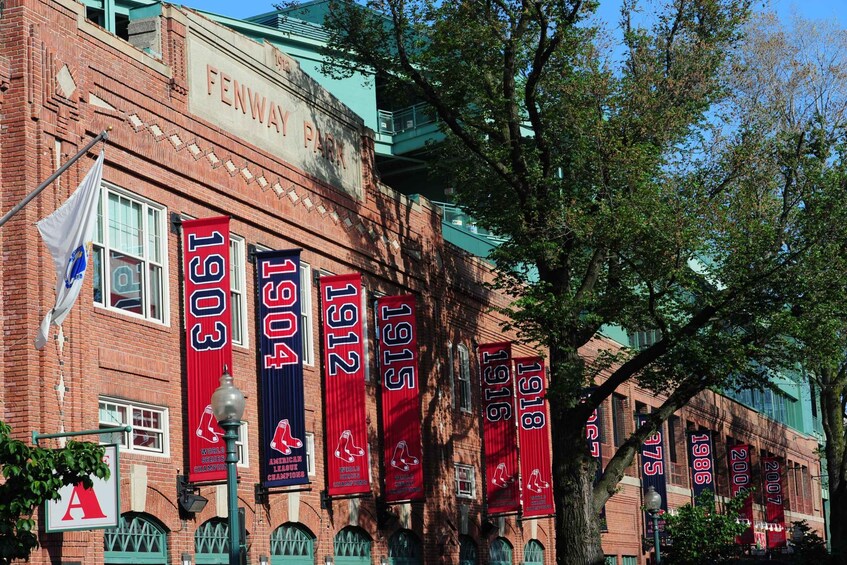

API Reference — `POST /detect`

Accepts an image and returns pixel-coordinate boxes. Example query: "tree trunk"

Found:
[829,481,847,565]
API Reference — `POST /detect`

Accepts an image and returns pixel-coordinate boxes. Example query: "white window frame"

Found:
[230,235,248,348]
[98,396,169,457]
[93,183,169,324]
[455,463,476,498]
[236,421,249,467]
[300,262,315,366]
[447,341,455,408]
[457,344,472,413]
[305,432,316,476]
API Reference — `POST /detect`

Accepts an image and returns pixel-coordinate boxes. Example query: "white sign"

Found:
[45,444,119,531]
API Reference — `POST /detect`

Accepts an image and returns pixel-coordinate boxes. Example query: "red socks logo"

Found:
[334,430,365,463]
[525,468,550,494]
[390,440,419,472]
[270,419,303,455]
[196,405,223,443]
[491,462,515,489]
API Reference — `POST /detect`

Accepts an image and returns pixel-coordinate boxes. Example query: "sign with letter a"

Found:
[46,445,119,531]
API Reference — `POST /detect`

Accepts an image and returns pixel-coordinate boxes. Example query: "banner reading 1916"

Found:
[376,295,424,502]
[514,357,554,518]
[256,249,308,487]
[320,273,370,496]
[183,216,232,483]
[479,342,520,515]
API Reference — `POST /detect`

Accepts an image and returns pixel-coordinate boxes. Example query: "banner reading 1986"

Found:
[183,216,232,483]
[514,357,554,518]
[687,430,715,502]
[256,249,308,488]
[479,342,520,515]
[376,295,424,503]
[320,273,370,496]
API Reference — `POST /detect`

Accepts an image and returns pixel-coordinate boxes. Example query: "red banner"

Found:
[183,217,232,483]
[376,295,424,502]
[479,342,520,515]
[320,273,370,496]
[514,357,553,518]
[728,444,754,544]
[762,457,787,548]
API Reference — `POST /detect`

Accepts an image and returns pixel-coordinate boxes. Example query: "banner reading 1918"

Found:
[514,357,554,518]
[320,273,370,496]
[687,430,715,502]
[376,295,424,503]
[479,342,520,515]
[762,456,787,548]
[637,414,667,539]
[256,249,308,488]
[183,216,232,483]
[729,444,755,545]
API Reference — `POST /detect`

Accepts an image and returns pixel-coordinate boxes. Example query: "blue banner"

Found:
[256,249,308,487]
[637,413,668,541]
[687,430,715,502]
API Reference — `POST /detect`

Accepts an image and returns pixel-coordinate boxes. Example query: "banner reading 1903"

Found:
[183,216,232,483]
[320,273,370,496]
[256,249,308,487]
[514,357,554,518]
[376,295,424,502]
[479,342,520,515]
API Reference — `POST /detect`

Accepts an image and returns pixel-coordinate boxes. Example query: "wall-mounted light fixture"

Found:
[177,475,208,514]
[325,557,334,564]
[259,556,269,565]
[181,552,192,565]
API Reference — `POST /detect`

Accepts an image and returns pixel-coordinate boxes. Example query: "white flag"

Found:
[35,151,105,350]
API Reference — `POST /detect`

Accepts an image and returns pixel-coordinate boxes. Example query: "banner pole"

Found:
[0,129,110,229]
[32,424,131,445]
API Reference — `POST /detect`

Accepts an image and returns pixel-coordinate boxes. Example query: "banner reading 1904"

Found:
[514,357,554,518]
[320,273,370,496]
[376,295,424,503]
[183,216,232,483]
[256,249,308,487]
[479,342,520,515]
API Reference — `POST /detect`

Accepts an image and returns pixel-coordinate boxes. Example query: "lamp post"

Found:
[644,485,663,564]
[210,368,246,565]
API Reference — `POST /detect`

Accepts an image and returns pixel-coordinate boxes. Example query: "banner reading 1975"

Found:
[183,216,232,483]
[479,342,520,515]
[637,413,667,540]
[320,273,370,496]
[256,249,308,488]
[514,357,554,518]
[376,294,424,503]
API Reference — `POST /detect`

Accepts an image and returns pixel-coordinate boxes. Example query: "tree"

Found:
[0,422,110,561]
[314,1,845,562]
[661,491,746,564]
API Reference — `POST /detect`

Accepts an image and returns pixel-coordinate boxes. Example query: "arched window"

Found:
[104,512,168,564]
[334,526,371,564]
[459,535,478,565]
[524,539,544,565]
[388,529,422,565]
[195,518,230,564]
[489,537,513,565]
[270,522,315,564]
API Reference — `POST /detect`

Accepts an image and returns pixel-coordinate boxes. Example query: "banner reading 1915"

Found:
[256,249,308,488]
[183,216,232,483]
[514,357,554,518]
[479,342,520,515]
[320,273,370,496]
[376,295,424,503]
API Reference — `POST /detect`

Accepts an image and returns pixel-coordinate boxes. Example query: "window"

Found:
[305,432,316,476]
[93,185,167,323]
[236,421,248,467]
[230,235,248,347]
[300,262,314,365]
[489,538,513,565]
[104,512,167,564]
[667,415,680,463]
[447,342,455,408]
[99,397,168,455]
[270,522,315,560]
[628,329,661,350]
[612,394,627,447]
[457,344,472,412]
[455,464,476,498]
[459,536,478,565]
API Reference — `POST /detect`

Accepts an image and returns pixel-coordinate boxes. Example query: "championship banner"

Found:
[479,342,520,515]
[320,273,370,496]
[762,457,787,548]
[514,357,554,518]
[376,295,424,502]
[183,216,232,483]
[728,444,755,544]
[585,400,607,530]
[687,431,716,502]
[256,250,308,487]
[637,414,667,539]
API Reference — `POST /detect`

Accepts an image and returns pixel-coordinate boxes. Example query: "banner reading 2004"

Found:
[183,217,232,483]
[256,250,308,487]
[321,273,370,496]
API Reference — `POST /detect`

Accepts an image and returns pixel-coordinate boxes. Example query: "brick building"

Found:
[0,0,826,564]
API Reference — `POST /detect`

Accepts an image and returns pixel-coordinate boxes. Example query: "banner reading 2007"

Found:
[479,342,520,515]
[183,217,232,483]
[514,357,554,518]
[321,273,370,496]
[256,250,308,487]
[376,295,424,502]
[762,456,786,548]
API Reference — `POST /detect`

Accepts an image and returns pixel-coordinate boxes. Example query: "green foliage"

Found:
[787,520,830,565]
[0,422,109,561]
[662,491,746,564]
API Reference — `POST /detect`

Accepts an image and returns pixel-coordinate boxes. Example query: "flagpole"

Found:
[0,129,109,229]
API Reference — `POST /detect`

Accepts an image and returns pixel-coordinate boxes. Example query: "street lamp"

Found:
[644,485,663,564]
[210,368,246,565]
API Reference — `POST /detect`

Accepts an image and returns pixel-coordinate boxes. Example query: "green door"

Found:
[388,529,422,565]
[489,537,513,565]
[334,526,371,565]
[271,523,315,565]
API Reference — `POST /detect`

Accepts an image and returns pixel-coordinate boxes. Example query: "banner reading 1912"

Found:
[183,216,232,483]
[256,249,308,487]
[479,342,520,515]
[514,357,554,518]
[376,294,424,503]
[320,273,370,496]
